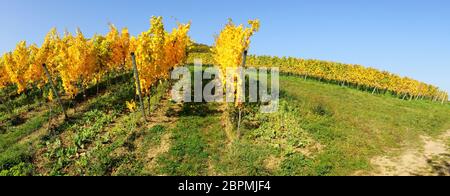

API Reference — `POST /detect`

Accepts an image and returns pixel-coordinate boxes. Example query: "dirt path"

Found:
[137,92,182,174]
[371,130,450,176]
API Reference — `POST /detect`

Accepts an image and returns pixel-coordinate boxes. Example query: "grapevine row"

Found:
[187,52,448,102]
[0,17,191,103]
[212,19,260,107]
[212,19,260,137]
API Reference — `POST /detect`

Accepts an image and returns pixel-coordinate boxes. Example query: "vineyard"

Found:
[188,52,448,102]
[0,16,190,106]
[1,17,449,176]
[1,17,447,105]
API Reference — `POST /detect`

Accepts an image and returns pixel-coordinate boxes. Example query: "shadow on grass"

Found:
[172,69,222,118]
[178,102,221,117]
[72,73,133,105]
[427,154,450,176]
[40,73,135,143]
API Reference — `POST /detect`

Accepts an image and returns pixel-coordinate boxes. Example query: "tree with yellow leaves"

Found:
[57,29,97,98]
[132,16,170,95]
[163,23,191,79]
[106,24,130,72]
[213,19,259,106]
[131,16,167,116]
[92,34,111,83]
[131,16,191,115]
[0,55,11,90]
[133,16,166,97]
[26,28,60,89]
[4,41,32,94]
[213,19,259,78]
[212,19,260,137]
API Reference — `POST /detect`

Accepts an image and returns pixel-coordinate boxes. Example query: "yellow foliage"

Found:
[126,100,137,112]
[188,52,449,102]
[1,17,191,99]
[26,28,60,89]
[244,55,448,100]
[0,55,10,89]
[57,29,97,98]
[133,16,164,95]
[163,22,191,78]
[4,41,31,94]
[133,16,191,96]
[212,19,260,107]
[106,24,130,71]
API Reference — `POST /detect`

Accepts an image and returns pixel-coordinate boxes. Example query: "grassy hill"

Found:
[1,58,449,176]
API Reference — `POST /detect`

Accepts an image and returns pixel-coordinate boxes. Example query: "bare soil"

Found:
[370,130,450,176]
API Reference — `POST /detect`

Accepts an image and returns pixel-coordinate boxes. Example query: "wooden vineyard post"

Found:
[237,50,248,139]
[131,52,146,120]
[237,109,242,139]
[42,64,68,119]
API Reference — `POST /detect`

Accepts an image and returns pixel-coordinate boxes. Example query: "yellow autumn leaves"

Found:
[2,17,446,104]
[0,27,125,97]
[212,19,260,107]
[213,19,259,71]
[188,52,448,102]
[0,16,191,100]
[106,24,130,72]
[126,100,137,112]
[0,57,8,90]
[2,29,65,95]
[245,56,448,101]
[132,16,191,96]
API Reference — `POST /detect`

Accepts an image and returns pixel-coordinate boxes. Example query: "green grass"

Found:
[157,113,214,176]
[271,75,450,175]
[0,109,55,175]
[152,101,276,176]
[33,75,170,176]
[154,73,450,176]
[0,111,49,153]
[0,73,136,175]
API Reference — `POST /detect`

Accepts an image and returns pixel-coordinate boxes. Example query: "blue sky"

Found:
[1,0,449,93]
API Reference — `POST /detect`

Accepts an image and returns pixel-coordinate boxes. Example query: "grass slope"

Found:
[1,69,449,176]
[152,73,450,176]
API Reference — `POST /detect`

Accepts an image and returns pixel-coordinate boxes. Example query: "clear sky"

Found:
[1,0,449,93]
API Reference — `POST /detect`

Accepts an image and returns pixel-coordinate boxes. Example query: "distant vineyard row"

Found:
[187,52,448,102]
